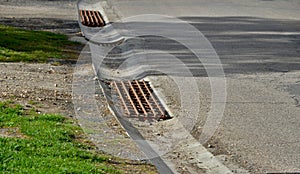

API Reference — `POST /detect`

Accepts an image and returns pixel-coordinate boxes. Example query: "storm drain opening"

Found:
[79,10,106,27]
[111,80,172,122]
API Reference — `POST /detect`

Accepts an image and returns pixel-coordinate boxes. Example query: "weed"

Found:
[0,101,121,173]
[0,25,81,63]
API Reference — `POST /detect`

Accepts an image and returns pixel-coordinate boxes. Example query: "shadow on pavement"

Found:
[100,16,300,78]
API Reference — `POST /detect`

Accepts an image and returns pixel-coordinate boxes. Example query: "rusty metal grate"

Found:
[79,10,106,27]
[111,80,172,122]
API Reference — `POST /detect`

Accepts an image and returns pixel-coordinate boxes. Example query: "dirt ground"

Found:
[0,63,74,117]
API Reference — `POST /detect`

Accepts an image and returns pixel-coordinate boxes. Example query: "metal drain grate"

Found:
[111,80,172,122]
[79,10,106,27]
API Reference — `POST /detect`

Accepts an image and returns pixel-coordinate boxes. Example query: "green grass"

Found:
[0,25,80,62]
[0,101,120,173]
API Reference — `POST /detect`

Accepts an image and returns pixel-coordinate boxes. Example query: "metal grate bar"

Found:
[120,81,140,116]
[127,80,148,116]
[133,80,156,116]
[141,80,166,119]
[113,81,130,115]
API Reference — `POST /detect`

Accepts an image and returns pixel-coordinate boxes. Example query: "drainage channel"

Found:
[79,10,106,27]
[100,80,175,174]
[111,80,172,123]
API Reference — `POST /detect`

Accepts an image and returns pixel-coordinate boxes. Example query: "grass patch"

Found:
[0,101,120,173]
[0,25,81,62]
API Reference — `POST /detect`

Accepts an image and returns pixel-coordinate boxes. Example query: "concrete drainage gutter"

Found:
[75,0,234,173]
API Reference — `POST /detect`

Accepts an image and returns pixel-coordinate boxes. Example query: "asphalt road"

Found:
[100,0,300,173]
